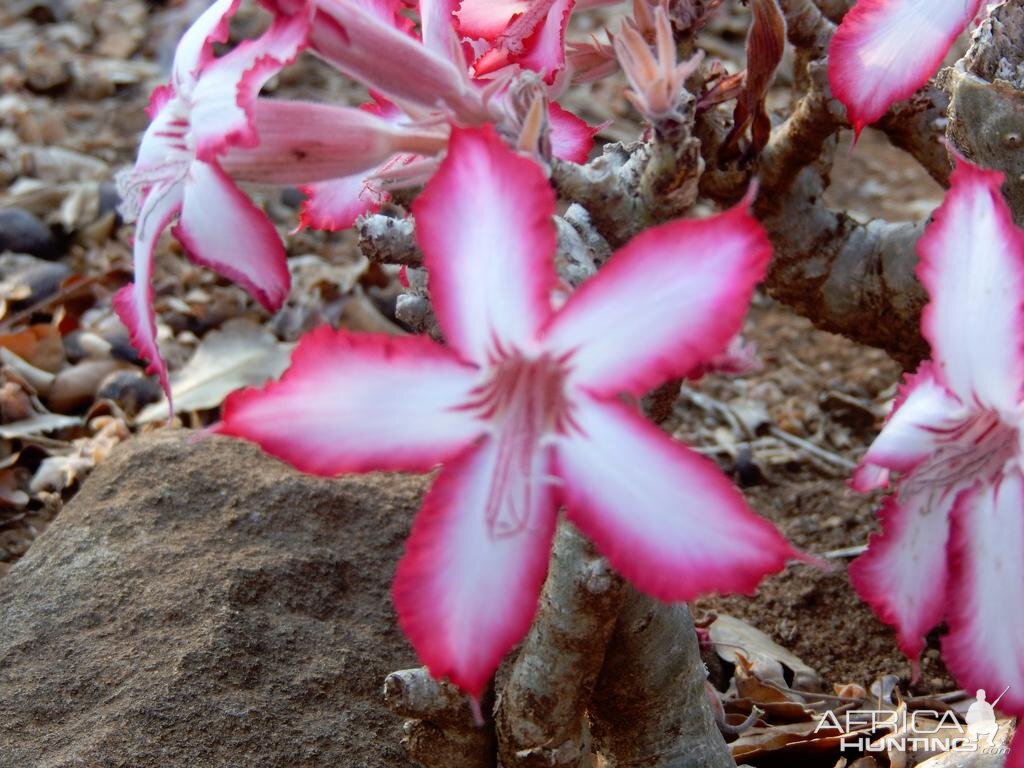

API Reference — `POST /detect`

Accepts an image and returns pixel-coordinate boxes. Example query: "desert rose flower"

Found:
[216,126,799,700]
[828,0,985,133]
[851,154,1024,765]
[250,0,600,232]
[457,0,623,82]
[119,0,447,401]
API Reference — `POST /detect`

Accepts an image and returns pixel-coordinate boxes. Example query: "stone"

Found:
[6,260,72,309]
[0,207,61,260]
[95,369,162,416]
[0,430,426,768]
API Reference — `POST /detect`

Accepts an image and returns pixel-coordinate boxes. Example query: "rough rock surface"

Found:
[0,430,427,768]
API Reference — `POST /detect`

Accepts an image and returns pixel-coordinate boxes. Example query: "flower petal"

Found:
[828,0,983,134]
[472,0,574,83]
[217,327,486,475]
[306,0,482,121]
[113,181,184,402]
[413,126,558,363]
[172,160,289,312]
[849,487,957,664]
[943,471,1024,714]
[855,363,968,480]
[420,0,464,61]
[1009,734,1024,768]
[547,102,599,163]
[917,155,1024,413]
[172,0,238,89]
[554,394,796,601]
[393,437,558,697]
[299,173,384,231]
[456,0,531,39]
[541,197,770,397]
[189,10,310,160]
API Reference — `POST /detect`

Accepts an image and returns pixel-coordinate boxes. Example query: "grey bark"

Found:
[495,524,626,768]
[589,595,734,768]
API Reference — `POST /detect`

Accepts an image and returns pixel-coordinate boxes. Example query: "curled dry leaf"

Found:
[710,612,822,691]
[720,0,785,160]
[137,319,294,424]
[30,415,128,494]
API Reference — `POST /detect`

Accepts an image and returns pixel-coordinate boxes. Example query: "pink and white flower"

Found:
[119,0,448,400]
[259,0,602,231]
[457,0,622,83]
[828,0,985,134]
[115,0,308,397]
[850,154,1024,764]
[216,125,799,699]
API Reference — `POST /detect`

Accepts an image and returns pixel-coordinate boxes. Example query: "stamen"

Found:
[465,351,573,539]
[903,412,1018,499]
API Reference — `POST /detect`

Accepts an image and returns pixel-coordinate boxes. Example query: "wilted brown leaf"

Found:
[711,613,821,691]
[0,323,63,372]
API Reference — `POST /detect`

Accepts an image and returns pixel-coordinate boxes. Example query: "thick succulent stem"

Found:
[384,668,496,768]
[943,1,1024,225]
[589,594,734,768]
[496,523,626,768]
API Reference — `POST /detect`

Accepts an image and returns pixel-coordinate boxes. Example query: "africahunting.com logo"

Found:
[813,688,1012,755]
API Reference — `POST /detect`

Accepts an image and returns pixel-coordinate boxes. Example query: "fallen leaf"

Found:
[0,411,80,438]
[137,319,294,423]
[30,415,128,493]
[711,613,821,691]
[0,324,64,372]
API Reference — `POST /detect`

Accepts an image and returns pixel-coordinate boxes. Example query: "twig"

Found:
[767,426,856,470]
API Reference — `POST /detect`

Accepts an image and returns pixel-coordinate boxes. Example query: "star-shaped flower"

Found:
[216,125,799,698]
[851,154,1024,764]
[118,0,447,402]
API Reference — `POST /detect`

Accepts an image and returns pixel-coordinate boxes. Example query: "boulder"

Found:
[0,430,427,768]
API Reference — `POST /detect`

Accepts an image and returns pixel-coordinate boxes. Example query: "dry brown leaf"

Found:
[30,415,127,493]
[0,324,64,373]
[727,697,817,724]
[711,613,821,690]
[137,319,293,423]
[735,653,803,705]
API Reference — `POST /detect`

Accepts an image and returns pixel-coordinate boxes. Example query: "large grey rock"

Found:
[0,430,427,768]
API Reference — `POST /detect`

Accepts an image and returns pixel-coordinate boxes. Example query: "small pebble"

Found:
[105,331,146,366]
[48,358,124,413]
[6,261,71,309]
[0,208,61,260]
[280,187,306,209]
[98,183,122,222]
[96,370,162,417]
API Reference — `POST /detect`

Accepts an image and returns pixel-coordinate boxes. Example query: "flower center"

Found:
[901,410,1019,502]
[466,351,574,539]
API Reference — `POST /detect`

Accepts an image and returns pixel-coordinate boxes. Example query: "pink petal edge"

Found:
[392,436,558,698]
[216,326,485,476]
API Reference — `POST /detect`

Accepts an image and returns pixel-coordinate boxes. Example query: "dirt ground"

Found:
[0,0,960,745]
[687,300,956,695]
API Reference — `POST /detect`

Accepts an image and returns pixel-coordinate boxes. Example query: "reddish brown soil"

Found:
[691,301,955,695]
